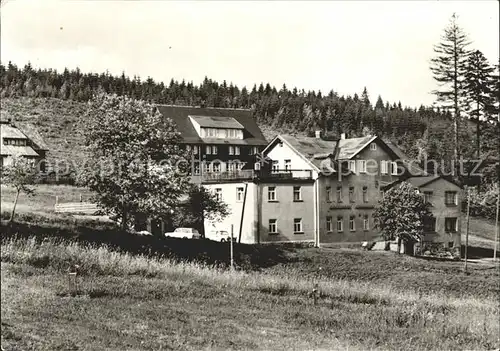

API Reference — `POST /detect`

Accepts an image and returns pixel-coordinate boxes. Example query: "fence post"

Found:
[230,224,234,270]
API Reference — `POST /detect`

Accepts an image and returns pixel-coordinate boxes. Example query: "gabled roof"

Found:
[14,122,49,151]
[263,134,337,172]
[189,115,244,129]
[336,135,376,159]
[384,140,426,176]
[382,175,462,190]
[0,145,39,157]
[156,105,267,146]
[0,123,27,139]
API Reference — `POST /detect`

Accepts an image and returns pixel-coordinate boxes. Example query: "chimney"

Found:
[341,133,346,140]
[315,130,321,139]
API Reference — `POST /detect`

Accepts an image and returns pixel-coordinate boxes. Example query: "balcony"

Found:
[267,169,314,180]
[190,169,314,183]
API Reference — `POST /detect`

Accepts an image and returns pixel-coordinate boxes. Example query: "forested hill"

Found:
[0,62,495,176]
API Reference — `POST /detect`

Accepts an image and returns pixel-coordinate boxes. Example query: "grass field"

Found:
[1,185,499,350]
[1,237,499,351]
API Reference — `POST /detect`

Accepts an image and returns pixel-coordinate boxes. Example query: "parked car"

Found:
[134,230,152,236]
[164,227,202,239]
[205,230,235,242]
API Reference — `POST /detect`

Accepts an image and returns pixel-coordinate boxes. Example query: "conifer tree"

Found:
[462,50,496,159]
[430,13,471,162]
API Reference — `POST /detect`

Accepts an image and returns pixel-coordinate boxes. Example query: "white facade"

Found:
[264,140,319,179]
[203,182,258,244]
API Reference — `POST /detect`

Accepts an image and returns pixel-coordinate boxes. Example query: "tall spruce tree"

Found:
[462,50,496,160]
[430,13,471,162]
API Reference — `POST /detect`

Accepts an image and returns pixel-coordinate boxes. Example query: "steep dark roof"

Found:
[156,105,267,146]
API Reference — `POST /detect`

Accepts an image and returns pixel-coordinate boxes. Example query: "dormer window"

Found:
[189,115,245,140]
[200,127,243,139]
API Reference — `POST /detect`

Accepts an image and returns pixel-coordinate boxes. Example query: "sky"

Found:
[1,0,498,108]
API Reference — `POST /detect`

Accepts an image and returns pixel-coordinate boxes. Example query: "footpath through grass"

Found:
[1,237,499,351]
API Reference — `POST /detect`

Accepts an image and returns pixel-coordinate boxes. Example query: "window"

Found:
[362,186,368,203]
[349,186,355,203]
[213,162,221,173]
[268,186,277,201]
[293,218,303,233]
[348,160,356,173]
[235,146,240,155]
[193,145,199,155]
[349,216,355,232]
[285,159,291,172]
[225,129,242,139]
[370,143,377,150]
[445,191,457,206]
[390,161,398,175]
[326,186,332,202]
[212,145,218,155]
[363,215,369,231]
[423,191,433,204]
[269,219,277,234]
[337,216,343,232]
[215,188,222,201]
[193,162,200,175]
[423,216,436,232]
[358,160,367,173]
[202,162,210,173]
[227,162,235,172]
[336,186,342,202]
[229,146,234,155]
[236,187,244,202]
[249,146,259,155]
[272,160,279,173]
[326,216,333,232]
[206,145,212,155]
[380,160,388,174]
[445,217,458,233]
[3,138,27,146]
[293,186,302,201]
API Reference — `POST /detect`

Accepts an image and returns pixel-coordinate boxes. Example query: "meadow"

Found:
[1,236,499,351]
[1,184,499,350]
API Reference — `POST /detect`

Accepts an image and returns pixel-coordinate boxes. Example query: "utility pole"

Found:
[494,187,499,260]
[464,186,471,273]
[230,224,234,270]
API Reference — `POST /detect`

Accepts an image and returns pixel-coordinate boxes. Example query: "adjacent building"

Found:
[202,129,461,250]
[151,106,462,250]
[260,132,408,245]
[0,119,48,169]
[382,175,462,251]
[155,105,268,181]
